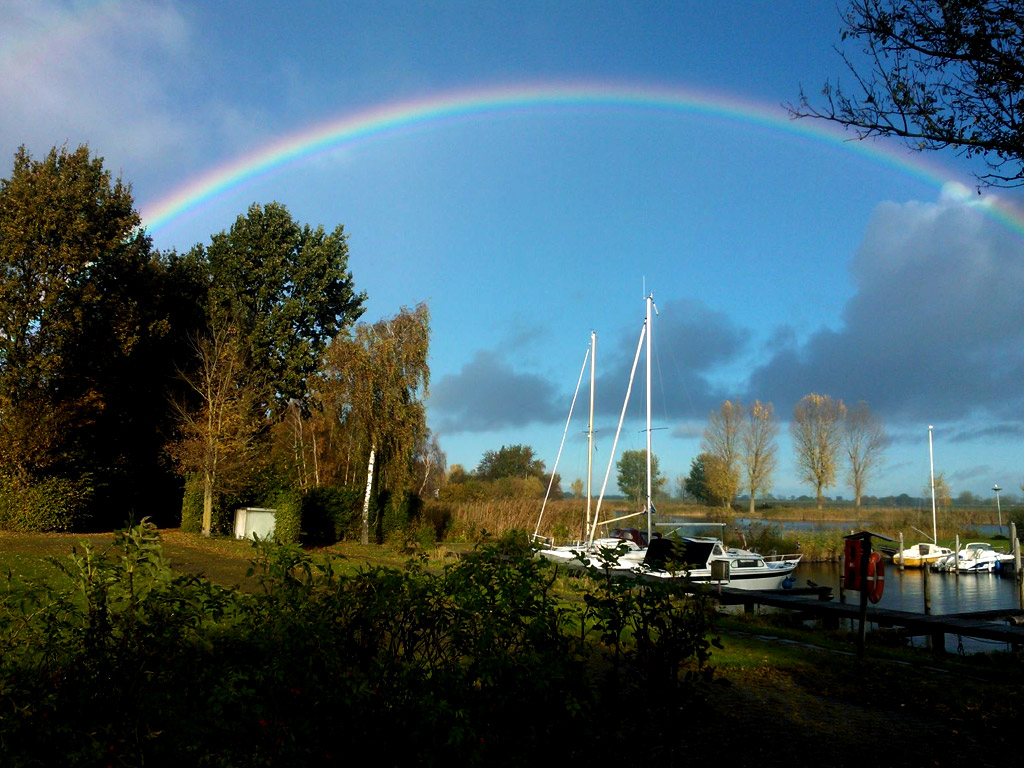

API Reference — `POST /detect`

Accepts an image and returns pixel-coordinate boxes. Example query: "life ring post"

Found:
[843,530,896,659]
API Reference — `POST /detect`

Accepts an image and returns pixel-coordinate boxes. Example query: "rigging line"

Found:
[535,343,590,538]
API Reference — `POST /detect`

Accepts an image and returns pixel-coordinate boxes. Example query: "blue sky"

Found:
[3,1,1024,502]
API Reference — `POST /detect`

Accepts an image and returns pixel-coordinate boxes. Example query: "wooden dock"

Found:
[705,584,1024,651]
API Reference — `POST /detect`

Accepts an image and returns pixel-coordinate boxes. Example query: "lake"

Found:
[793,561,1023,654]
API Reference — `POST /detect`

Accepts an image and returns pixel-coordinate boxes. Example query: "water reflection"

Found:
[794,562,1021,654]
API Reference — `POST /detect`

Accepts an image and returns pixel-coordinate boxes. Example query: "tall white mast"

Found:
[928,425,937,543]
[645,293,653,543]
[586,331,596,539]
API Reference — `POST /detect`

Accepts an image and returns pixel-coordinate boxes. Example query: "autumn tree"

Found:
[791,394,847,510]
[844,401,887,508]
[702,400,744,508]
[740,400,779,514]
[413,431,447,498]
[926,471,953,511]
[616,449,665,510]
[170,321,260,536]
[790,0,1024,186]
[321,304,430,544]
[683,453,724,506]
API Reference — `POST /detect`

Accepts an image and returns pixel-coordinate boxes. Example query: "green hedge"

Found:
[0,473,94,532]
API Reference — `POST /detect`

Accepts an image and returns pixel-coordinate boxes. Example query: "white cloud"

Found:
[0,1,202,177]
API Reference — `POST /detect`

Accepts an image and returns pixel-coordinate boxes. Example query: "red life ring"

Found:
[866,552,885,604]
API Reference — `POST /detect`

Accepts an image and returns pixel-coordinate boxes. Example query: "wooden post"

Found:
[898,531,904,572]
[858,537,870,659]
[954,534,960,581]
[838,553,846,604]
[1014,533,1022,611]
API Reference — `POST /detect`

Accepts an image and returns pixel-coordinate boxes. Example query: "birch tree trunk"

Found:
[361,445,376,545]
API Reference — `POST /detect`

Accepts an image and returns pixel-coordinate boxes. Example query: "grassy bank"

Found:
[2,525,1022,765]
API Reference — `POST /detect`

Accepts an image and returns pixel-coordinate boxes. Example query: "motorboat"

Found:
[955,542,1014,573]
[893,541,954,568]
[634,535,801,590]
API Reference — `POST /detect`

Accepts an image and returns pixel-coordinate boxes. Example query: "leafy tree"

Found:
[740,400,779,514]
[683,454,715,505]
[790,0,1024,186]
[169,320,260,536]
[0,145,187,528]
[925,471,953,511]
[321,304,430,544]
[201,202,365,419]
[413,431,447,498]
[616,449,665,510]
[475,444,545,481]
[844,401,887,508]
[791,394,847,510]
[702,400,743,508]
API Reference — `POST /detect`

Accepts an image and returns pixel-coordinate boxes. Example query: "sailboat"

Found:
[537,293,658,575]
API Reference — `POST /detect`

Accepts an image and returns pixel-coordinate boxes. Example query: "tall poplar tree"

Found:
[791,394,847,510]
[740,400,779,514]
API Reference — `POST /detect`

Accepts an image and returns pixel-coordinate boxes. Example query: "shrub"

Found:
[300,485,362,544]
[0,523,718,767]
[269,489,302,543]
[0,473,94,532]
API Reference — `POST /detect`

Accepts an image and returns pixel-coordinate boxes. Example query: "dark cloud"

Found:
[947,422,1024,443]
[594,296,750,421]
[429,350,564,434]
[746,194,1024,424]
[430,297,750,435]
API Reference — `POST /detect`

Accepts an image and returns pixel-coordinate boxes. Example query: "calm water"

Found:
[794,561,1022,654]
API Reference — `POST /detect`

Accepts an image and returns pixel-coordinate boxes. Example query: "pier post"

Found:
[954,534,960,582]
[1014,533,1022,611]
[898,532,904,572]
[838,553,846,604]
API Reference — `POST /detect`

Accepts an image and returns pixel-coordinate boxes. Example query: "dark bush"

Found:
[0,473,94,532]
[0,523,717,767]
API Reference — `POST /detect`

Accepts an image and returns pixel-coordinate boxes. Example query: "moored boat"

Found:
[634,535,801,590]
[893,542,954,568]
[955,542,1014,573]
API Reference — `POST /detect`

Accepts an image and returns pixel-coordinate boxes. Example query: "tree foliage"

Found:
[740,400,779,514]
[790,0,1024,185]
[616,449,665,510]
[0,145,188,527]
[202,202,366,418]
[321,304,431,542]
[844,401,887,508]
[791,394,847,509]
[475,444,545,481]
[702,400,743,508]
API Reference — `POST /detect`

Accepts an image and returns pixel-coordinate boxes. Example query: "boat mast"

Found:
[928,425,937,544]
[586,330,596,540]
[645,293,653,544]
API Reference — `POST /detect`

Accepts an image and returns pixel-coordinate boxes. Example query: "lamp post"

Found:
[993,483,1003,536]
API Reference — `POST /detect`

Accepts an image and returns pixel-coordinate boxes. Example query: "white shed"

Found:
[233,507,277,540]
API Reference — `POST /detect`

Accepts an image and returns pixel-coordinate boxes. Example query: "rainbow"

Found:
[140,82,1024,238]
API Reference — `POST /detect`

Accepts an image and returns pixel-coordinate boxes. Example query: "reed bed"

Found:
[422,499,1020,561]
